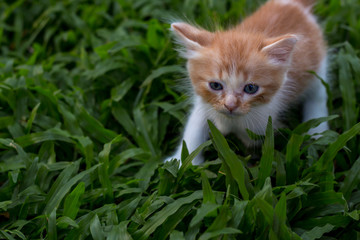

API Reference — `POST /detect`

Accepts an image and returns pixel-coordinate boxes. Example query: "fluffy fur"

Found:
[167,0,328,164]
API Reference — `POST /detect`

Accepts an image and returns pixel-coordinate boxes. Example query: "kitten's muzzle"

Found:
[221,106,243,118]
[224,104,237,113]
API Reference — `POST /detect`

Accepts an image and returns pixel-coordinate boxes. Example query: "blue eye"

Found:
[209,82,223,91]
[244,84,259,94]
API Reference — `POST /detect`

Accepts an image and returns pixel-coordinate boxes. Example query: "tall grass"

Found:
[0,0,359,239]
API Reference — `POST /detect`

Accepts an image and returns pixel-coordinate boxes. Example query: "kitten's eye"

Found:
[244,84,259,94]
[209,82,223,91]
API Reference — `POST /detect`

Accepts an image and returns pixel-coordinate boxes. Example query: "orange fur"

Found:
[172,0,326,116]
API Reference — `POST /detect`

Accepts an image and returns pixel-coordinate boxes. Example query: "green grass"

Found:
[0,0,360,239]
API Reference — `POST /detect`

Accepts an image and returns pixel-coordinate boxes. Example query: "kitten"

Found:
[167,0,328,165]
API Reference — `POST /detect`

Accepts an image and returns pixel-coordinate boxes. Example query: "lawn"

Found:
[0,0,360,239]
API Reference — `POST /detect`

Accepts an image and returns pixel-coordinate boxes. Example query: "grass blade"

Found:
[111,78,135,102]
[189,203,220,228]
[15,129,75,148]
[315,122,360,171]
[153,201,197,240]
[134,191,202,240]
[43,163,100,215]
[201,171,216,204]
[340,156,360,199]
[108,221,133,240]
[98,135,123,202]
[133,107,156,155]
[0,230,16,240]
[257,117,274,189]
[65,205,117,240]
[25,102,40,134]
[208,120,249,200]
[293,115,338,135]
[63,182,85,221]
[285,134,304,184]
[48,208,57,240]
[337,48,358,131]
[300,224,335,240]
[199,228,241,240]
[177,140,211,179]
[90,214,105,240]
[57,216,79,229]
[77,106,117,143]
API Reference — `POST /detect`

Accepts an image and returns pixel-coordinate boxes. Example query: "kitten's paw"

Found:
[308,122,329,139]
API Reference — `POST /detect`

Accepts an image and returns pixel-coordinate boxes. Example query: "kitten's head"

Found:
[171,22,297,117]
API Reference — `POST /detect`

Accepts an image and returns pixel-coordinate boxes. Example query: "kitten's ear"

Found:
[262,35,298,65]
[171,22,214,57]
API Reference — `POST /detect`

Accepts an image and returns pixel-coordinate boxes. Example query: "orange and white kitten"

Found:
[168,0,328,164]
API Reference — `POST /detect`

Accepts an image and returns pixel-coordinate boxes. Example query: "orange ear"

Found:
[261,35,298,65]
[171,22,214,51]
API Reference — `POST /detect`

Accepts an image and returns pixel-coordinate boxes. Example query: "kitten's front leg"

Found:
[303,61,329,136]
[166,102,209,165]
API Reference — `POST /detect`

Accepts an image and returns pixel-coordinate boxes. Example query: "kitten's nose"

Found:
[224,95,238,113]
[224,104,237,113]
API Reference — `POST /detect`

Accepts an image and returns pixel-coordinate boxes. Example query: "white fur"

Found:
[302,57,329,135]
[165,96,209,165]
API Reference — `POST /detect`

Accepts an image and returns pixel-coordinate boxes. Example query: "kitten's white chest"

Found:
[210,111,265,145]
[211,114,246,135]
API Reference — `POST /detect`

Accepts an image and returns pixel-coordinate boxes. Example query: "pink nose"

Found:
[224,104,237,112]
[224,95,238,113]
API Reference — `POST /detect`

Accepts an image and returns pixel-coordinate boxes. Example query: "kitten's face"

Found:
[188,39,286,116]
[171,23,297,117]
